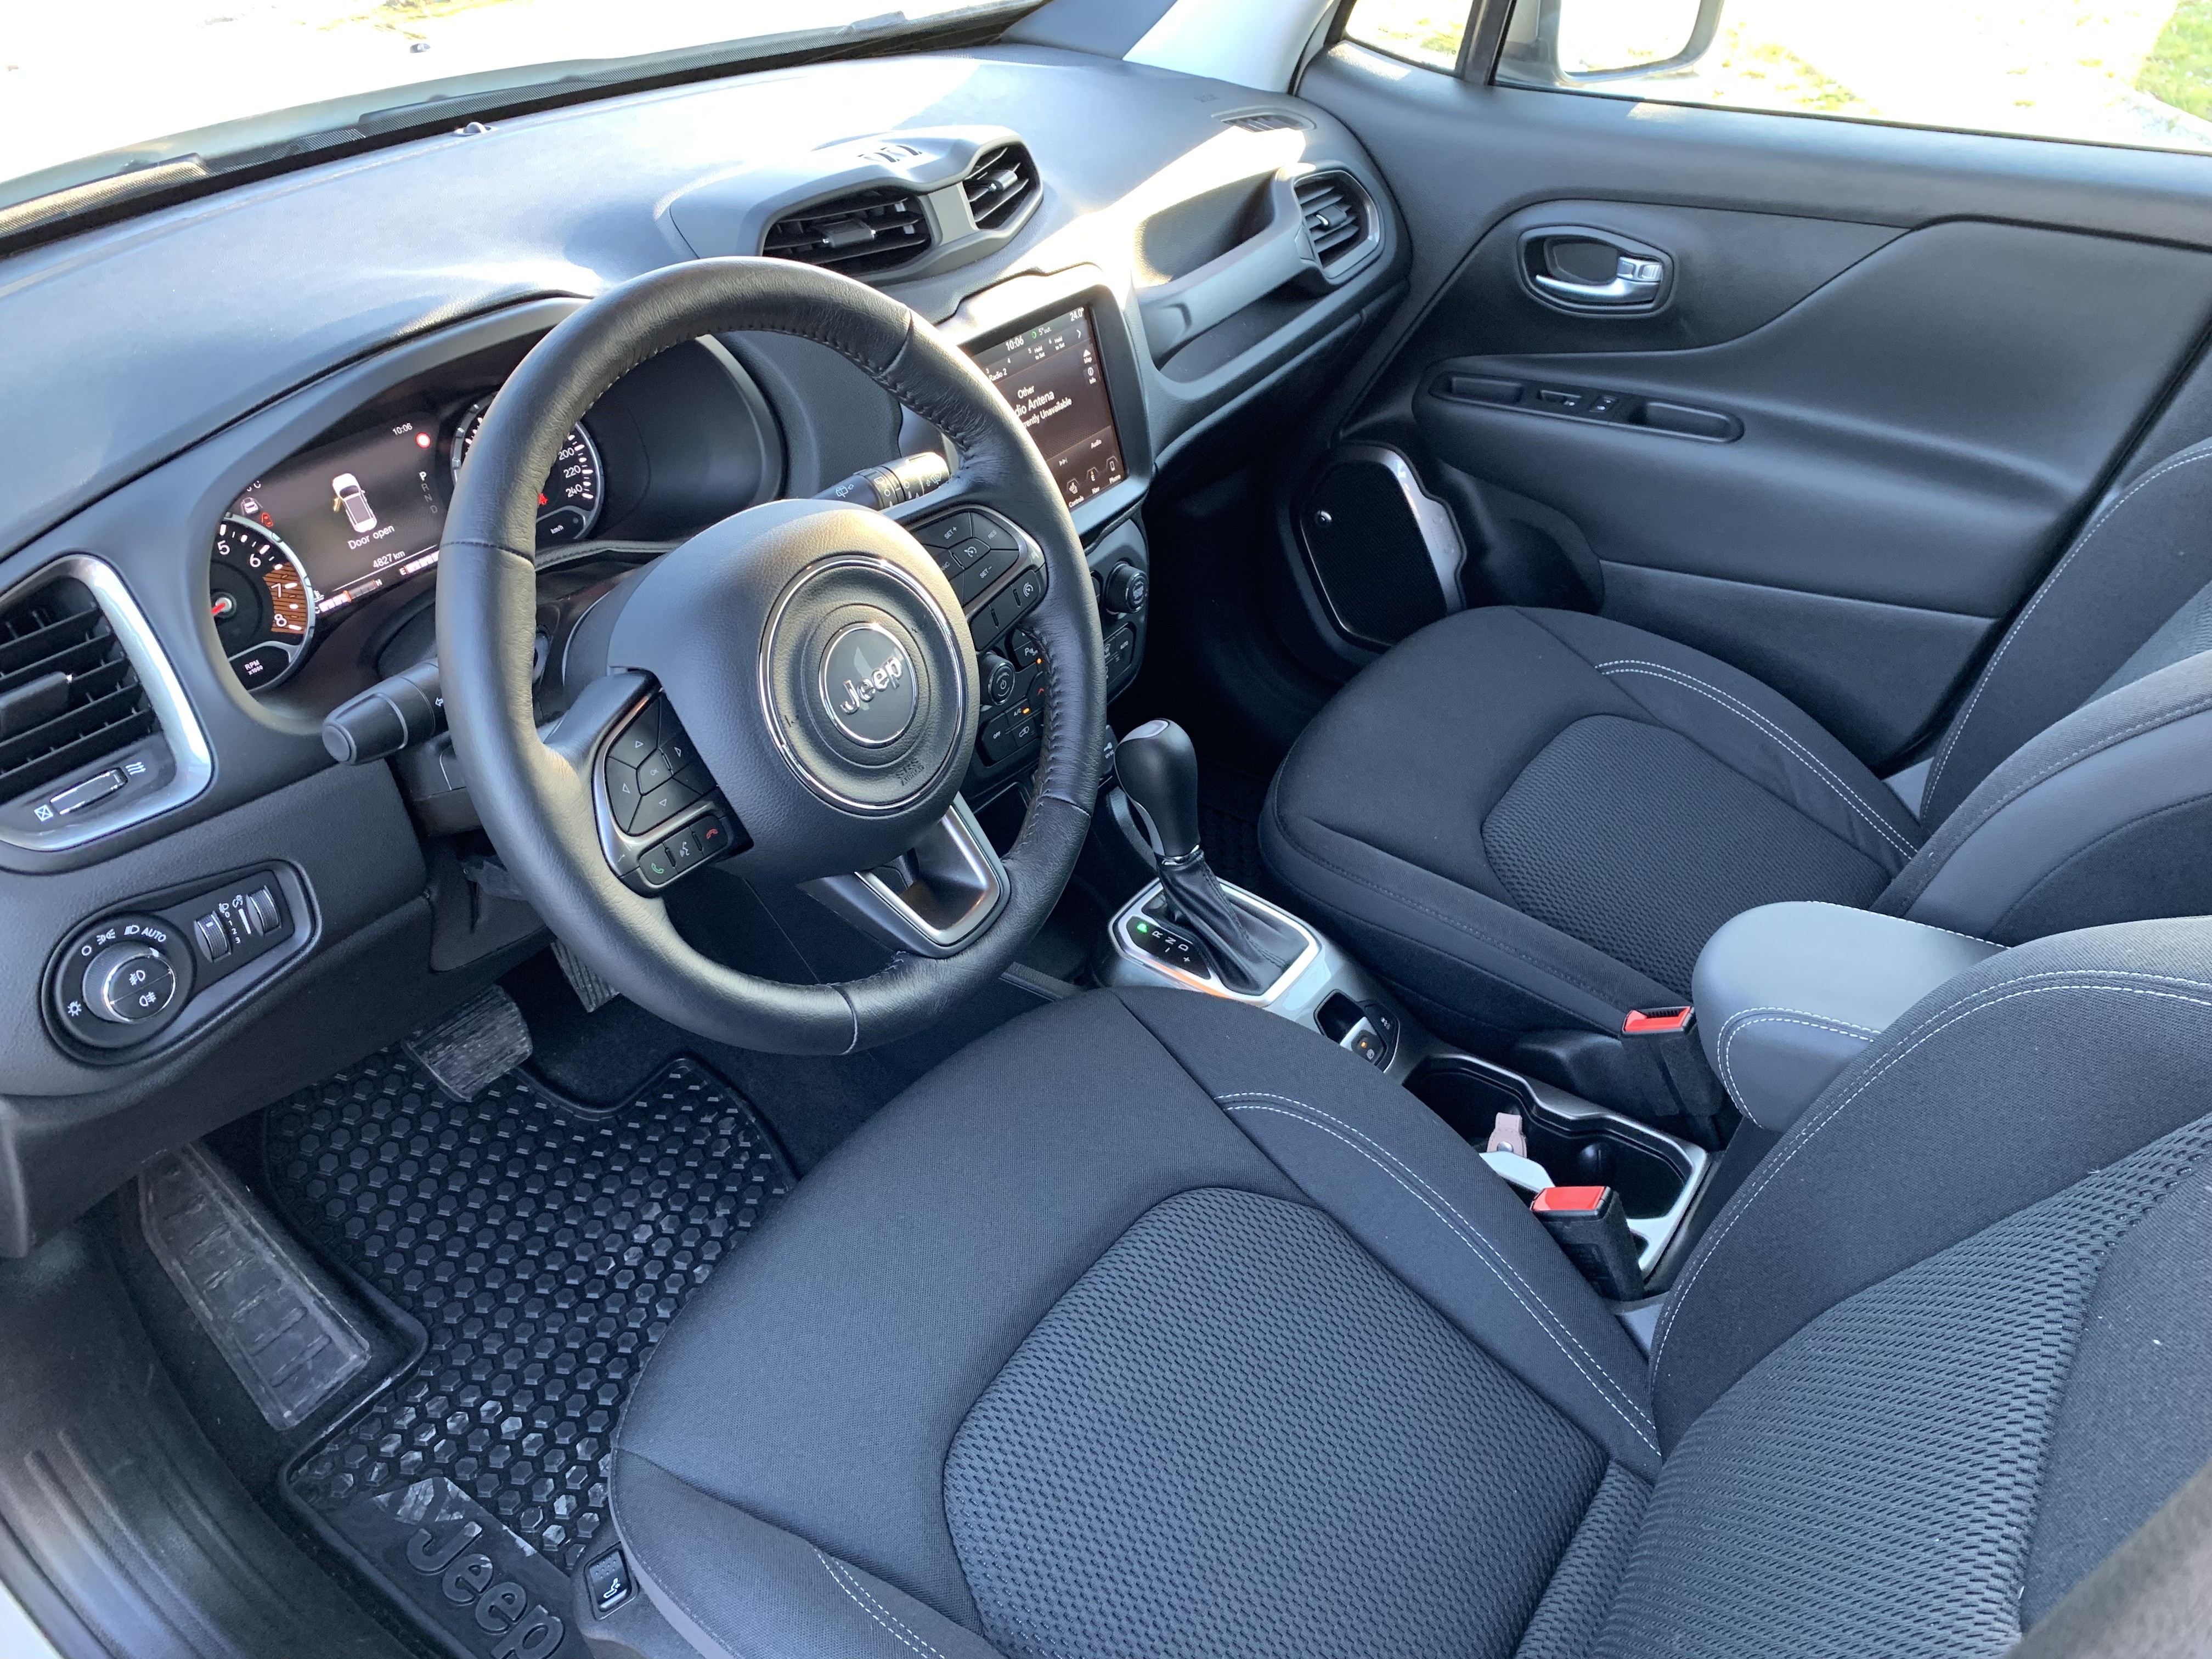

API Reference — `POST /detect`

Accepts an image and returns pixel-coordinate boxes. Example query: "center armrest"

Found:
[1690,902,2002,1132]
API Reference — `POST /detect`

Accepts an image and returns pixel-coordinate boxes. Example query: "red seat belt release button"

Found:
[1623,1005,1694,1036]
[1531,1185,1610,1215]
[1532,1184,1644,1299]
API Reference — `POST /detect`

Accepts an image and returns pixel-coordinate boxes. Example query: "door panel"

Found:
[1298,47,2212,768]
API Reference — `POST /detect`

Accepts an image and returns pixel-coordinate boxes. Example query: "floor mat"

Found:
[264,1045,792,1658]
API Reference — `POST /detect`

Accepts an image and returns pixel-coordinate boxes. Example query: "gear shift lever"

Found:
[1117,720,1304,994]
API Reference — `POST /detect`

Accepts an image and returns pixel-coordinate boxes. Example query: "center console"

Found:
[1088,720,1715,1305]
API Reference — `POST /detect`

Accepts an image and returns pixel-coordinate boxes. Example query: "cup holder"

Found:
[1407,1053,1709,1273]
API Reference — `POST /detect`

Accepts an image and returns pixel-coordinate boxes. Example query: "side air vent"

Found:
[763,187,933,279]
[1224,111,1312,133]
[962,144,1039,233]
[1295,172,1373,273]
[0,573,159,807]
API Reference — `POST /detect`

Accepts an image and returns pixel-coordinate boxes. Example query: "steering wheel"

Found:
[437,259,1105,1054]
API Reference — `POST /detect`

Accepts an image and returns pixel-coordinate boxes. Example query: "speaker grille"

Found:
[1301,458,1451,648]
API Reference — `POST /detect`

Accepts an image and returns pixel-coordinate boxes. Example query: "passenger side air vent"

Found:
[763,187,933,279]
[0,573,159,807]
[1224,111,1312,133]
[1295,172,1374,274]
[961,144,1038,233]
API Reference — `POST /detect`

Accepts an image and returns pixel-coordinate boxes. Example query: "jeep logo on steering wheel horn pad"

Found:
[818,620,917,747]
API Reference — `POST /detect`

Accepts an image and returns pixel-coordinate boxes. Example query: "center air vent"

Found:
[962,144,1038,233]
[1295,172,1375,275]
[0,573,159,808]
[763,187,933,279]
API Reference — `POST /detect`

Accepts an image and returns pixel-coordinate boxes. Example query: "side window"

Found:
[1493,0,2212,156]
[1342,0,1472,72]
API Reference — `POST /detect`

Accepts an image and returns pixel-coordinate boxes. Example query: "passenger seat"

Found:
[1263,437,2212,1110]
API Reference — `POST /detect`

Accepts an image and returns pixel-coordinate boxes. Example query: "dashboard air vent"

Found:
[1296,172,1372,273]
[0,574,159,806]
[962,144,1039,233]
[763,187,933,279]
[1225,112,1312,133]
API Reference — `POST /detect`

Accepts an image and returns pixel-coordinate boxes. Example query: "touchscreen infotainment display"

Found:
[970,306,1126,507]
[227,415,446,616]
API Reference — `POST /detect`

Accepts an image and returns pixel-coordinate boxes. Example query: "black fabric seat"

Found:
[1262,438,2212,1073]
[608,923,2212,1659]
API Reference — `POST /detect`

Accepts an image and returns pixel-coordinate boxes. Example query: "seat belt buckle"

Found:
[1617,1004,1728,1124]
[1532,1185,1644,1300]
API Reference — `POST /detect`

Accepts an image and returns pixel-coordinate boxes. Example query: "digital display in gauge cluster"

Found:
[970,306,1127,507]
[211,399,601,692]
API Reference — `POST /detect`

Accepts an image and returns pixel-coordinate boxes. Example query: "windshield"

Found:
[1,1,1029,220]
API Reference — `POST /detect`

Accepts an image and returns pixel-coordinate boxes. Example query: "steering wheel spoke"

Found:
[555,670,751,895]
[799,795,1007,958]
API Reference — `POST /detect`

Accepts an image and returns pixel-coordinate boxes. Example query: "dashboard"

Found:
[0,40,1406,1254]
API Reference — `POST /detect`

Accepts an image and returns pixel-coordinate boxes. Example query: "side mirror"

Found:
[1496,0,1726,87]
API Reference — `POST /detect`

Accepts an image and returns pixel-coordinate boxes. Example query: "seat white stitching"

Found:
[1593,659,1920,862]
[1216,1091,1659,1453]
[1651,971,2212,1369]
[816,1550,951,1659]
[1713,1007,1882,1120]
[1921,444,2212,811]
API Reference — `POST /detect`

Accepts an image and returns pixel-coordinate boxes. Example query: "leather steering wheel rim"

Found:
[437,258,1105,1054]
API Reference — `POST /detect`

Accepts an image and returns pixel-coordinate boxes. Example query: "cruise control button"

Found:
[972,515,1019,551]
[913,513,974,550]
[945,539,987,575]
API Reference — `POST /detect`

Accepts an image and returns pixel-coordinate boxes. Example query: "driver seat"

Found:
[607,918,2212,1659]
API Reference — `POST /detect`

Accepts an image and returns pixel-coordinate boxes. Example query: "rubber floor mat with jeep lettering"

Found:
[263,1044,792,1659]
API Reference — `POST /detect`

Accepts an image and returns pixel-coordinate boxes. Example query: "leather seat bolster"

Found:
[1691,902,2002,1132]
[1122,989,1662,1477]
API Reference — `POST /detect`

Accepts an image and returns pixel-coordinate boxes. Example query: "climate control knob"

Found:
[86,943,177,1023]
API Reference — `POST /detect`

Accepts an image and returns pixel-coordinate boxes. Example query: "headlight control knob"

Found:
[86,943,177,1023]
[53,913,193,1050]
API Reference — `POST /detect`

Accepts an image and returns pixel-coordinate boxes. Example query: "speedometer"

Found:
[450,399,604,546]
[210,517,315,692]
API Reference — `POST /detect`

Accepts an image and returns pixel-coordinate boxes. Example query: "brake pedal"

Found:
[403,984,532,1102]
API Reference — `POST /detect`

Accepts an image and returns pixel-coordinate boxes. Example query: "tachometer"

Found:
[210,517,315,692]
[450,399,603,546]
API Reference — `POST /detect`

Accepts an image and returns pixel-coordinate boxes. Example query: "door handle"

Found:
[1519,225,1672,314]
[1531,254,1666,307]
